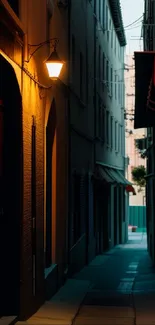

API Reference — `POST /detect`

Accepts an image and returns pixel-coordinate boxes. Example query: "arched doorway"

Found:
[0,54,23,315]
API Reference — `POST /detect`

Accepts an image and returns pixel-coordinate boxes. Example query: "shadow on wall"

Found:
[0,54,23,315]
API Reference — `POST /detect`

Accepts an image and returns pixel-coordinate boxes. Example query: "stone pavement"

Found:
[14,231,155,325]
[0,317,17,325]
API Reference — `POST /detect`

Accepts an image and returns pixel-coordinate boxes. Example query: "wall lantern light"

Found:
[25,38,64,80]
[45,49,63,80]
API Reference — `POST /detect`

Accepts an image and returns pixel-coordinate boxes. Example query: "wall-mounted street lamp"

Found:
[25,38,64,80]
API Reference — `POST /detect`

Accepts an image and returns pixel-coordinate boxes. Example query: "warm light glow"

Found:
[45,50,63,80]
[46,62,63,80]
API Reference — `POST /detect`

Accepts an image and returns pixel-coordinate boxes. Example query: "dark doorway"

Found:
[114,186,118,245]
[0,54,23,315]
[119,187,122,244]
[46,100,56,267]
[95,184,109,254]
[102,187,109,251]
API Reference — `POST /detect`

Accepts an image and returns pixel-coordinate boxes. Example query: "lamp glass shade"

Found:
[45,50,63,79]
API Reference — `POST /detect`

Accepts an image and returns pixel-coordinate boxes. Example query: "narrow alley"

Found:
[1,2,155,324]
[10,231,155,325]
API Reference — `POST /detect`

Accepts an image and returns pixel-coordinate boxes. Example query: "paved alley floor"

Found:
[15,231,155,325]
[73,232,155,325]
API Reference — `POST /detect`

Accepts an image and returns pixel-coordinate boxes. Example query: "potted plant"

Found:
[132,225,137,232]
[131,165,146,192]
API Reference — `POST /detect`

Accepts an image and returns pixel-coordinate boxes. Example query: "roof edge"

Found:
[109,0,126,47]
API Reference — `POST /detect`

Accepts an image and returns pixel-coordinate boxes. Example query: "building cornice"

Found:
[109,0,126,47]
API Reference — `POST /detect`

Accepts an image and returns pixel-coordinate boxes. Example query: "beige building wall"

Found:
[125,54,146,206]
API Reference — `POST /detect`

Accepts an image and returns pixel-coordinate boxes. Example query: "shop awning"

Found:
[126,184,136,195]
[107,168,131,185]
[94,165,115,184]
[134,51,155,129]
[94,164,132,186]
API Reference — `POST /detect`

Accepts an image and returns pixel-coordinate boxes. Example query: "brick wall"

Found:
[20,79,45,319]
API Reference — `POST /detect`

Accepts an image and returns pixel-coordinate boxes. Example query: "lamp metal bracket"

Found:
[25,38,59,63]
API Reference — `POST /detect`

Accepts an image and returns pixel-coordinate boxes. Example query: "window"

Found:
[98,97,102,137]
[46,8,51,40]
[106,111,110,145]
[115,121,118,151]
[106,60,109,90]
[71,35,75,79]
[98,46,101,88]
[86,41,88,103]
[118,78,120,102]
[102,53,105,91]
[111,28,113,48]
[110,116,113,148]
[102,0,105,29]
[109,19,112,43]
[115,74,117,100]
[118,124,123,153]
[106,5,108,31]
[114,34,116,54]
[118,46,120,59]
[102,107,105,142]
[121,83,125,107]
[99,0,101,23]
[97,97,104,139]
[118,124,121,152]
[121,125,123,154]
[110,67,113,97]
[120,83,122,106]
[80,52,83,100]
[7,0,19,16]
[107,19,110,41]
[118,79,121,103]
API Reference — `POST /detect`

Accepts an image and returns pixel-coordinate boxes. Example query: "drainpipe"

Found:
[93,0,97,248]
[66,0,71,275]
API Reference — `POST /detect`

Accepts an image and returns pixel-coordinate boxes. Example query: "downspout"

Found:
[66,0,71,273]
[94,2,97,145]
[93,0,97,246]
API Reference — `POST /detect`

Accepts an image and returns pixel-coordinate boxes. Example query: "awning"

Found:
[94,165,115,184]
[126,184,136,195]
[94,164,132,186]
[107,168,130,185]
[117,170,132,185]
[134,51,155,129]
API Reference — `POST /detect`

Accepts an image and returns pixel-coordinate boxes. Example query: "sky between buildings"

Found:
[120,0,144,54]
